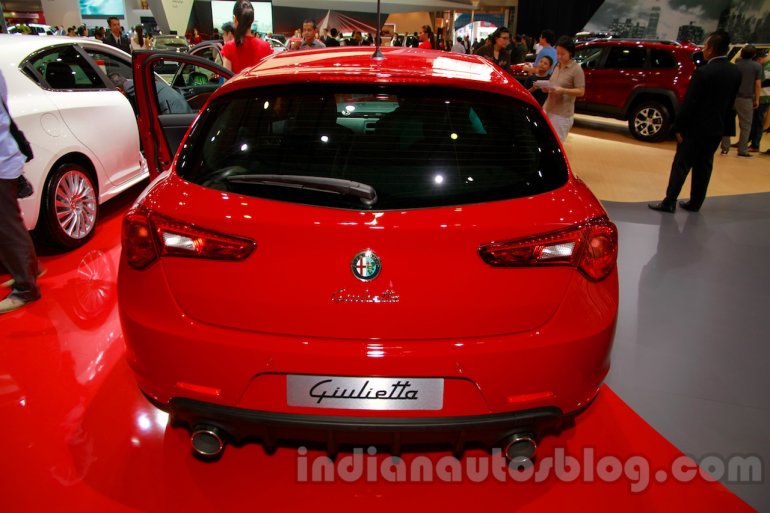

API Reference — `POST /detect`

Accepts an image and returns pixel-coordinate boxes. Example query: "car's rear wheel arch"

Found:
[36,153,100,249]
[625,91,675,120]
[626,93,674,142]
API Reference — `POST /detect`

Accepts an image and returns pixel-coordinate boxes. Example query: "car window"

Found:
[650,49,676,68]
[23,45,105,90]
[176,85,568,210]
[191,45,223,67]
[575,47,604,70]
[81,48,133,82]
[174,62,223,87]
[604,47,647,69]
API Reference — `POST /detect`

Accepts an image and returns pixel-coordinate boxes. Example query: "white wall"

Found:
[148,0,193,35]
[384,11,432,36]
[41,0,81,28]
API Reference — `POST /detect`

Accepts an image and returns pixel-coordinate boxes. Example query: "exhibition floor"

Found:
[2,122,768,511]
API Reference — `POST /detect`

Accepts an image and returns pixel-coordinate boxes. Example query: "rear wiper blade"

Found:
[225,174,378,206]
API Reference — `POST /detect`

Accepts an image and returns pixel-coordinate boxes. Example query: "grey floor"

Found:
[604,192,770,512]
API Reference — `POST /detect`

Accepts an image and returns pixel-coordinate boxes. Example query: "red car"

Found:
[119,47,618,460]
[574,39,700,141]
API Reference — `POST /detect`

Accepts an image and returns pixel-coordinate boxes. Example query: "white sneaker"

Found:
[0,295,36,314]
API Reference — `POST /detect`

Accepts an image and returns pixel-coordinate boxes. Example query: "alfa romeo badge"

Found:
[351,250,381,281]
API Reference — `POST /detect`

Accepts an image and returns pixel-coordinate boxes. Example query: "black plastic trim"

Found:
[154,395,576,453]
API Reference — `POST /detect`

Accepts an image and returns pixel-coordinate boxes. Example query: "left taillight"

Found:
[123,208,157,270]
[478,217,618,281]
[122,208,256,270]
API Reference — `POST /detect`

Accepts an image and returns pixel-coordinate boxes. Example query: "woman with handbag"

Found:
[0,69,42,314]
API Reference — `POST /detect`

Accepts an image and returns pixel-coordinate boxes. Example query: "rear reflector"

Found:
[122,207,256,270]
[478,217,618,281]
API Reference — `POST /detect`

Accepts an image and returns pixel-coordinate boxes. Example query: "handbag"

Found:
[16,174,33,199]
[1,98,33,162]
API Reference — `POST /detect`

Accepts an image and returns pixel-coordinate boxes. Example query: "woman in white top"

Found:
[131,25,151,51]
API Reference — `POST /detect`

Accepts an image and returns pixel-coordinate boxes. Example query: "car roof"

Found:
[600,37,682,45]
[0,34,130,63]
[577,38,699,51]
[225,47,530,101]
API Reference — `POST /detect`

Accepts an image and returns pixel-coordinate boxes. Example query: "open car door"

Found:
[132,50,233,177]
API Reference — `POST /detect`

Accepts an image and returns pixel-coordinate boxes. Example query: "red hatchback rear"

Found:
[119,47,618,459]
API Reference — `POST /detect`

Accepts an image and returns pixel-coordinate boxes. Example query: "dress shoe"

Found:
[737,152,753,158]
[0,294,39,314]
[720,149,729,155]
[679,200,699,212]
[748,146,759,153]
[648,201,675,213]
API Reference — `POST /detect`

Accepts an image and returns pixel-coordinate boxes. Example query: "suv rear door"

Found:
[576,44,648,115]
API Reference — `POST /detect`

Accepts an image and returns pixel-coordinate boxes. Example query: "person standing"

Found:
[521,30,557,74]
[418,26,435,50]
[524,55,553,106]
[475,27,512,73]
[221,0,271,73]
[510,34,527,64]
[130,24,150,51]
[748,49,769,153]
[298,19,325,49]
[451,36,466,54]
[103,16,131,53]
[649,31,741,213]
[0,70,42,314]
[540,36,584,142]
[720,45,762,157]
[324,28,340,47]
[222,22,235,43]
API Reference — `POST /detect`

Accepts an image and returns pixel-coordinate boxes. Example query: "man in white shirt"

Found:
[451,37,466,54]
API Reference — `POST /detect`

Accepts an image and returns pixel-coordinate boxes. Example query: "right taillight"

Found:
[478,217,618,281]
[121,207,256,270]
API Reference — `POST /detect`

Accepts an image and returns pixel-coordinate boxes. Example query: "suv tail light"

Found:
[478,217,618,281]
[122,208,256,270]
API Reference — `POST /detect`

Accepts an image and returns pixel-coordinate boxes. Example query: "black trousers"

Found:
[664,134,721,210]
[0,178,40,301]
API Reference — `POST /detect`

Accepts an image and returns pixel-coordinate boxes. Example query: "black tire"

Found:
[39,163,98,249]
[628,101,671,142]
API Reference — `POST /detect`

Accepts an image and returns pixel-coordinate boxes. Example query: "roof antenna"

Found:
[371,0,384,60]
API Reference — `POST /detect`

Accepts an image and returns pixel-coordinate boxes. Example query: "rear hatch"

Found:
[146,82,604,339]
[150,180,601,339]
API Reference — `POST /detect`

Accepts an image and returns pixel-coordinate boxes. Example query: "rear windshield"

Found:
[176,84,568,210]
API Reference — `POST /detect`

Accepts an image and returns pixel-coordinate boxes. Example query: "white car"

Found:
[0,34,148,248]
[8,24,55,36]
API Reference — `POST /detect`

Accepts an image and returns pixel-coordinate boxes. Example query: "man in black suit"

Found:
[323,28,340,47]
[649,31,741,213]
[103,16,131,54]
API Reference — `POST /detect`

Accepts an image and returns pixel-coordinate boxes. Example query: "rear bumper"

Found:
[119,255,618,440]
[162,395,574,452]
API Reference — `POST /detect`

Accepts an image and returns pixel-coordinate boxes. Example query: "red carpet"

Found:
[0,189,755,512]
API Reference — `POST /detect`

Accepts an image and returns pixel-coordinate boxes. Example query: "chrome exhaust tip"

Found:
[502,433,537,463]
[191,425,225,457]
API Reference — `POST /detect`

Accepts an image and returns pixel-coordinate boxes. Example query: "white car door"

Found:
[27,43,142,189]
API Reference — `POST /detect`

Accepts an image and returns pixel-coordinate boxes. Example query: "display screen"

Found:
[211,1,273,35]
[79,0,125,16]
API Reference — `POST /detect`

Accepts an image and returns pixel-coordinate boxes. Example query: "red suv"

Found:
[574,39,700,141]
